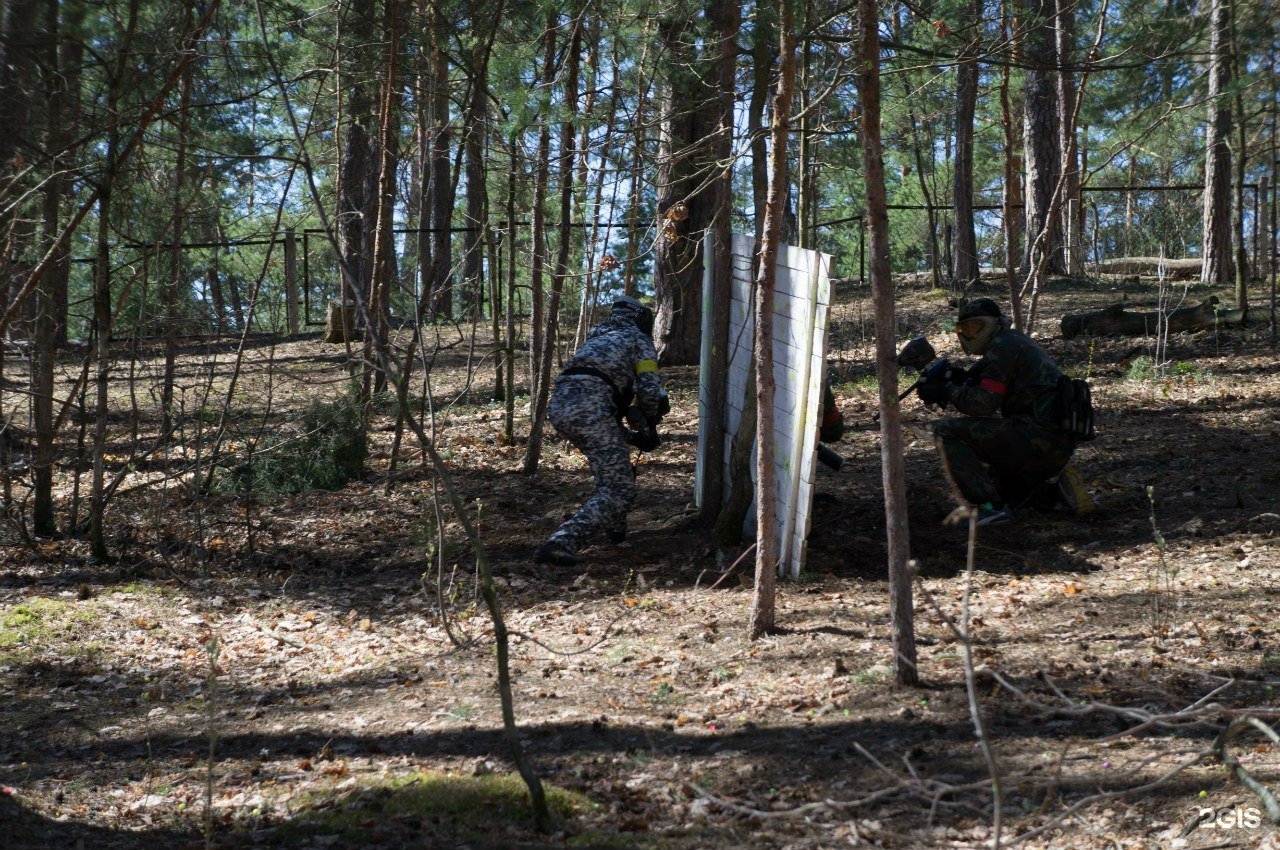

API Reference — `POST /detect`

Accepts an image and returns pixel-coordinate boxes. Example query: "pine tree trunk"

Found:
[1201,0,1234,287]
[33,0,70,537]
[697,0,740,524]
[952,0,982,289]
[1231,4,1247,311]
[1001,0,1025,326]
[338,0,375,325]
[522,15,568,476]
[162,2,194,439]
[461,40,489,316]
[749,0,795,641]
[1021,0,1063,277]
[1057,0,1083,275]
[652,10,723,366]
[426,8,452,319]
[857,0,918,685]
[749,12,776,248]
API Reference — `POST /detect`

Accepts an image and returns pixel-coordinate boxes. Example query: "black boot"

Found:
[533,540,580,566]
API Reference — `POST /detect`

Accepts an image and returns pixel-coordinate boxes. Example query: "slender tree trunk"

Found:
[749,0,795,641]
[796,7,813,249]
[368,0,401,394]
[571,14,604,348]
[624,32,647,300]
[206,262,225,333]
[1230,0,1247,309]
[749,11,776,249]
[952,0,982,289]
[858,0,918,686]
[0,0,37,206]
[1056,0,1083,276]
[162,2,195,439]
[504,137,519,442]
[32,0,70,536]
[426,7,452,319]
[0,0,37,456]
[89,0,141,561]
[1001,0,1025,325]
[1201,0,1234,288]
[523,14,570,476]
[461,39,491,317]
[338,0,375,327]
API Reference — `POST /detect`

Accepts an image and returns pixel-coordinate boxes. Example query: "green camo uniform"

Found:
[932,325,1076,510]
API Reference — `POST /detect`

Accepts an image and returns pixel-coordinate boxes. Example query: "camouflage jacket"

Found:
[560,315,665,420]
[947,327,1064,423]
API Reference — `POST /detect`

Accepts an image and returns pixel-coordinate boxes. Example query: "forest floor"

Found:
[2,275,1280,849]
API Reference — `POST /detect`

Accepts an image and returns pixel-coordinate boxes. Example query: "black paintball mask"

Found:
[954,297,1006,355]
[612,295,655,338]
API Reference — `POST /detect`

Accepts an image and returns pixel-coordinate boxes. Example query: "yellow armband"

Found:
[635,359,658,375]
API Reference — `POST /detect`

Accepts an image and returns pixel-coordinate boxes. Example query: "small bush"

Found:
[231,387,368,494]
[1125,355,1156,382]
[1124,355,1209,383]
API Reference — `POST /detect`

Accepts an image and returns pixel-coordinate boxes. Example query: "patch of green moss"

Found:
[0,598,100,667]
[280,772,591,845]
[0,598,71,648]
[271,769,743,848]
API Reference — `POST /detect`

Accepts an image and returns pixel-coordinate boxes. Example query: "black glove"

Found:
[627,424,660,452]
[656,389,671,419]
[624,406,661,452]
[916,379,949,407]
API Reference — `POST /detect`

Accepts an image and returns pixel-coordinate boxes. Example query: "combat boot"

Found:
[1056,466,1095,516]
[976,503,1015,527]
[533,540,580,566]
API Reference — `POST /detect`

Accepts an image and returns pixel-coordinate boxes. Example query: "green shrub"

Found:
[231,387,368,494]
[1125,355,1154,381]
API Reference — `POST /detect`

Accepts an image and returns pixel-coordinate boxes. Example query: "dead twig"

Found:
[1212,716,1280,824]
[696,542,756,590]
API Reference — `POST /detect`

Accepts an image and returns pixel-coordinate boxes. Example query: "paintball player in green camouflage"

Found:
[919,298,1091,526]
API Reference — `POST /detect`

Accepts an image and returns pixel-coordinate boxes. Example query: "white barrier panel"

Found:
[696,234,833,576]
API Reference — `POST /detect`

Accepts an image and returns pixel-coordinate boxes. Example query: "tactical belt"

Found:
[559,365,629,417]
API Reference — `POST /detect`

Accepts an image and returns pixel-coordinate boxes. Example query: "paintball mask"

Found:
[954,298,1003,355]
[612,296,655,337]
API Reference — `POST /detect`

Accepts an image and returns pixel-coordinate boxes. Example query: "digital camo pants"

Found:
[932,415,1074,509]
[546,379,635,551]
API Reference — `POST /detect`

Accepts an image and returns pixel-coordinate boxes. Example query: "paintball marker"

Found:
[816,443,844,472]
[895,336,967,406]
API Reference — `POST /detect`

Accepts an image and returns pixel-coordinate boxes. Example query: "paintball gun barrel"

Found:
[895,336,966,404]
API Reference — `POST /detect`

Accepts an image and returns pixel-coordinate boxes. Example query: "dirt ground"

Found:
[2,276,1279,849]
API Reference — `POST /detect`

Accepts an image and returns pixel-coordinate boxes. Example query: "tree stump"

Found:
[324,302,356,343]
[1060,296,1228,339]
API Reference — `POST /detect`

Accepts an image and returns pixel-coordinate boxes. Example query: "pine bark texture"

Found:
[952,0,982,288]
[858,0,918,685]
[1021,0,1063,276]
[698,0,740,523]
[653,14,723,366]
[749,0,795,641]
[1201,0,1234,287]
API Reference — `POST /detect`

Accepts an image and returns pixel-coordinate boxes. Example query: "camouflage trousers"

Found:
[546,377,635,552]
[932,415,1075,509]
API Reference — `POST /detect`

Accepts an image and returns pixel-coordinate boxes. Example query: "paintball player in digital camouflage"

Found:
[533,296,668,566]
[920,298,1091,526]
